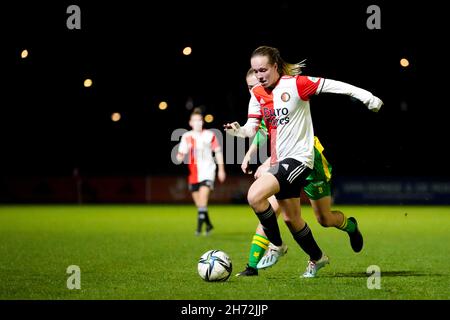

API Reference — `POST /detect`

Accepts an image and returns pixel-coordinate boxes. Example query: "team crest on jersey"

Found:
[308,76,319,83]
[281,92,290,102]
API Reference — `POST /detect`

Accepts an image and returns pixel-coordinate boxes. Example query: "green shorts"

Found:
[304,180,331,200]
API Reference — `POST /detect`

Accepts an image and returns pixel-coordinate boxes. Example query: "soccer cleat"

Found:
[256,242,288,269]
[302,254,330,278]
[205,224,214,236]
[348,217,363,252]
[195,231,201,236]
[235,264,258,277]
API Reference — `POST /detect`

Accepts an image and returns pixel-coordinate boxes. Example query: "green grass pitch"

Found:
[0,204,449,300]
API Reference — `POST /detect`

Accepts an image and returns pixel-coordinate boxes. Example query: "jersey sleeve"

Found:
[317,78,382,111]
[226,90,262,138]
[178,133,189,155]
[248,91,262,120]
[296,75,324,100]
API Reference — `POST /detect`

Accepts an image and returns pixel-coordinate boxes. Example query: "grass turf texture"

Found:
[0,205,449,300]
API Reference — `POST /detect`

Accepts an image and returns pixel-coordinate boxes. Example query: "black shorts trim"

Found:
[189,180,214,192]
[268,158,312,200]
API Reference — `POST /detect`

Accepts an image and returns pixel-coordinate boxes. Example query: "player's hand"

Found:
[223,122,240,130]
[241,156,252,174]
[223,122,234,130]
[218,170,226,183]
[223,122,244,137]
[175,152,185,164]
[367,96,383,112]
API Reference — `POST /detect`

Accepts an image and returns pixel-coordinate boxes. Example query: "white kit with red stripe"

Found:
[248,75,323,169]
[178,130,221,184]
[226,75,383,169]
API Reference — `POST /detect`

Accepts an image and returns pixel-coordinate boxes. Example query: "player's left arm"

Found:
[215,151,226,183]
[176,133,188,163]
[316,78,383,112]
[211,133,226,183]
[297,75,383,112]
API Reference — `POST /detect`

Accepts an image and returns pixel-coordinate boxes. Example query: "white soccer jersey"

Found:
[248,75,324,169]
[178,130,221,184]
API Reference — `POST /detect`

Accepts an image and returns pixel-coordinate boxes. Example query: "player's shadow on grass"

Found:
[322,271,442,278]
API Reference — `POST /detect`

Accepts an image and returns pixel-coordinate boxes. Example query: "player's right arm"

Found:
[241,121,268,174]
[224,92,261,138]
[241,143,258,174]
[176,132,189,163]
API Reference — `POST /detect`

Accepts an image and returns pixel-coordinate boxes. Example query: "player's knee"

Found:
[247,191,263,209]
[247,192,258,207]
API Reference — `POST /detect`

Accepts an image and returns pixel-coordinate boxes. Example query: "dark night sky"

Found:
[2,0,448,178]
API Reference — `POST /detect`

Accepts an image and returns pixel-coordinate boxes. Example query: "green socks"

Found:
[248,234,270,268]
[338,213,356,233]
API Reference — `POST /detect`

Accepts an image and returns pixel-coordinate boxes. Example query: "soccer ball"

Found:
[198,250,232,282]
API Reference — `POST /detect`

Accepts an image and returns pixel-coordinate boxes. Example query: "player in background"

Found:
[225,46,382,278]
[177,107,226,236]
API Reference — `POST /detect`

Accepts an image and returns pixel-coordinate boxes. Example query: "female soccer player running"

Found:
[177,108,226,236]
[225,46,382,278]
[236,69,364,277]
